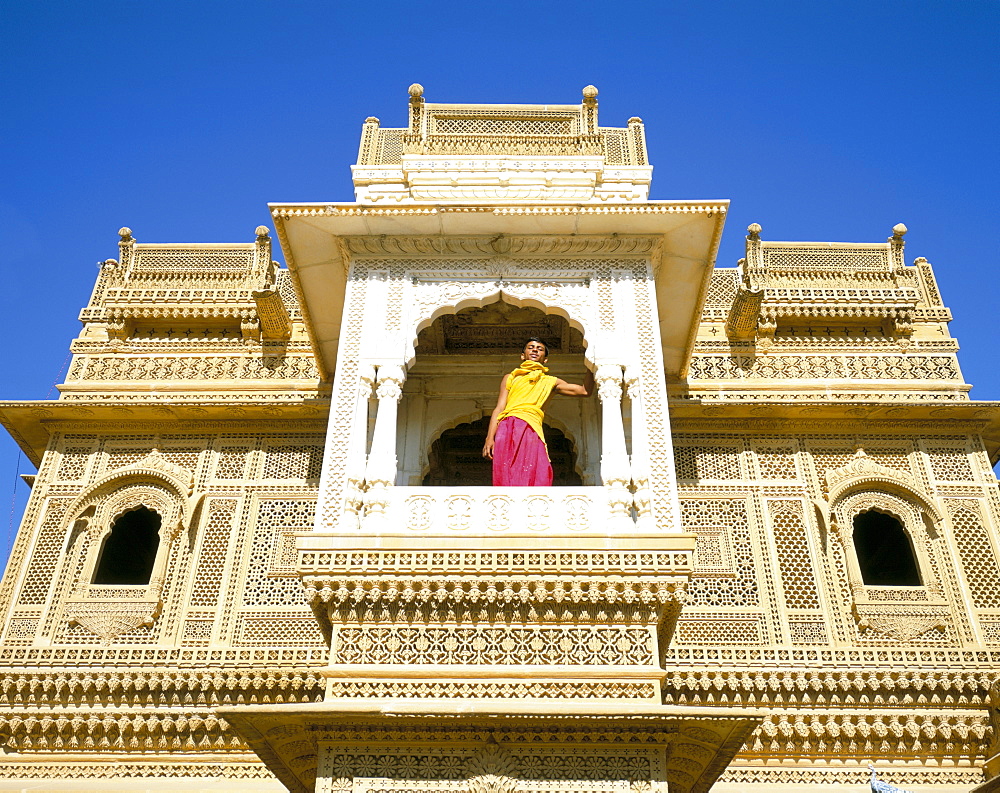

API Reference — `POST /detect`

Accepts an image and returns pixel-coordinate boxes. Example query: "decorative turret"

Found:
[352,84,651,203]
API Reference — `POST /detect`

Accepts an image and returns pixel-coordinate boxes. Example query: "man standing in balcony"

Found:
[482,337,594,486]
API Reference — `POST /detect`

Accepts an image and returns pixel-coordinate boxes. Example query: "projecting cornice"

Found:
[270,202,730,218]
[270,201,728,381]
[667,398,1000,461]
[220,701,762,793]
[339,233,660,257]
[0,400,330,466]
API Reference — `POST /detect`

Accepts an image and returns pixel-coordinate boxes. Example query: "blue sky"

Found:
[2,0,999,551]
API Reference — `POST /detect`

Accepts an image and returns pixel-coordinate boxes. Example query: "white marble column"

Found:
[343,363,376,531]
[363,363,405,527]
[624,365,653,531]
[596,363,633,530]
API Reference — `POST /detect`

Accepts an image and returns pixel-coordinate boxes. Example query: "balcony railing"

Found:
[364,486,610,534]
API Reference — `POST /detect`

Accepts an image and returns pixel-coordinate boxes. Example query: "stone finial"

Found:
[891,223,907,239]
[364,116,380,125]
[408,83,424,98]
[118,227,133,242]
[582,85,598,99]
[255,225,271,240]
[628,117,643,125]
[747,223,762,240]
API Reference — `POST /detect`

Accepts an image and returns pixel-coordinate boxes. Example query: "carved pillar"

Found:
[238,309,259,343]
[834,520,867,600]
[358,116,381,165]
[404,83,425,154]
[252,225,272,282]
[363,364,405,526]
[582,84,599,134]
[624,365,653,531]
[596,363,632,529]
[343,364,376,531]
[889,222,907,270]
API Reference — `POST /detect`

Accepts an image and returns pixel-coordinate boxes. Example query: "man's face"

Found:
[521,340,548,363]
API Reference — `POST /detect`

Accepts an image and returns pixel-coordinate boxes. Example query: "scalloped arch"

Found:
[827,474,942,524]
[407,291,591,368]
[64,466,195,531]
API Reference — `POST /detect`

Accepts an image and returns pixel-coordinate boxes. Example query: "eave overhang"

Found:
[220,700,761,793]
[0,399,331,466]
[269,200,728,380]
[669,398,1000,464]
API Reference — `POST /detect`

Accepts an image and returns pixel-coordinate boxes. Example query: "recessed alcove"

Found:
[422,416,583,486]
[93,506,161,586]
[852,508,922,586]
[397,299,599,486]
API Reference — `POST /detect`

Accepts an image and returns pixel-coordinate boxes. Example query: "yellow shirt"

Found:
[496,362,557,445]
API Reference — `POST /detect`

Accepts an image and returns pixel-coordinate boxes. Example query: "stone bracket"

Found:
[64,597,162,644]
[252,288,292,340]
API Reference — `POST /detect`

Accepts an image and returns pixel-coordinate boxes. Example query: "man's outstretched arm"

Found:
[552,367,595,397]
[482,374,511,459]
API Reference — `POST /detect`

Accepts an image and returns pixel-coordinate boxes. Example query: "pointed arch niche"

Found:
[396,298,600,485]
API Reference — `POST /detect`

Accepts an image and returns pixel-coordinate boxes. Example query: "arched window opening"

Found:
[423,416,582,486]
[399,297,598,485]
[415,300,585,356]
[852,509,921,586]
[93,506,161,585]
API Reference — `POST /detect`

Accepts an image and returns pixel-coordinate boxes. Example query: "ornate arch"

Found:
[64,449,195,537]
[824,449,942,524]
[58,450,197,644]
[829,487,952,643]
[405,282,595,368]
[832,489,937,588]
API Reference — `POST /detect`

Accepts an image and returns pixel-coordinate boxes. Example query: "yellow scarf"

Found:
[496,362,557,445]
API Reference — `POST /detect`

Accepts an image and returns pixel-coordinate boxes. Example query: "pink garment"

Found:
[492,417,552,486]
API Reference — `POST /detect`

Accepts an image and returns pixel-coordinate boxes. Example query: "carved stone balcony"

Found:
[64,584,163,644]
[360,485,625,534]
[296,485,697,687]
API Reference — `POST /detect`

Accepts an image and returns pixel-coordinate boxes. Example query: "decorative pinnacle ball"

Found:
[582,85,598,99]
[255,226,270,237]
[628,117,643,124]
[365,117,380,124]
[892,223,908,237]
[747,223,762,235]
[408,83,424,97]
[118,227,132,240]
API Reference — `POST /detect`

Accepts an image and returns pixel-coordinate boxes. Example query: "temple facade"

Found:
[0,86,998,792]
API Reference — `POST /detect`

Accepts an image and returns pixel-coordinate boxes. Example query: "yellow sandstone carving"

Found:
[0,85,997,792]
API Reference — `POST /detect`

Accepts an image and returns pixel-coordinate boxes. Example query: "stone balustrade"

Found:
[360,485,615,534]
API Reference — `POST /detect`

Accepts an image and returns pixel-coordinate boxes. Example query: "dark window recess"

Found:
[852,509,922,586]
[93,506,161,585]
[423,416,582,486]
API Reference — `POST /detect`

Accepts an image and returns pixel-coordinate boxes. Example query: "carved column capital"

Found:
[375,364,406,401]
[623,365,641,398]
[595,364,624,402]
[375,379,402,401]
[358,363,377,389]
